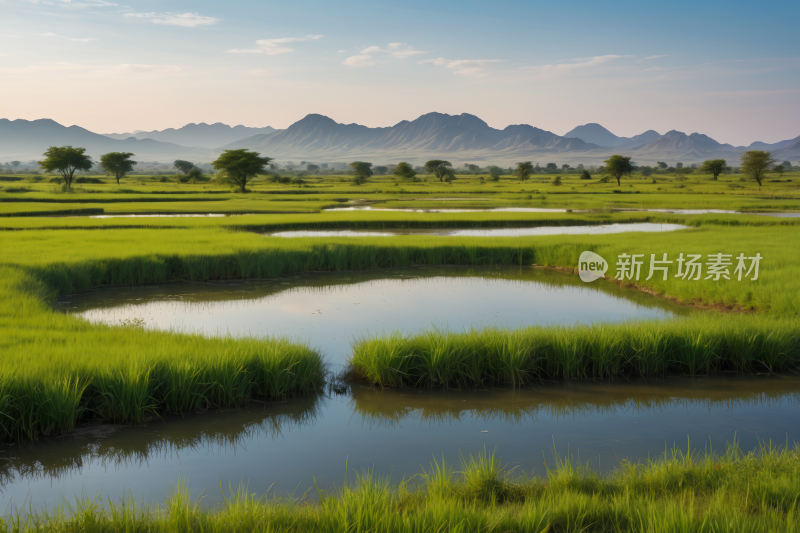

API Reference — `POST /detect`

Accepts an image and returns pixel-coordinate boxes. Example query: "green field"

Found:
[2,171,800,526]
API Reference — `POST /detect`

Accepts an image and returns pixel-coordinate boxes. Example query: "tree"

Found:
[739,150,776,188]
[699,159,727,180]
[656,161,667,170]
[212,149,272,192]
[488,165,502,181]
[773,165,786,177]
[424,160,453,182]
[579,169,592,180]
[639,166,653,177]
[306,164,320,174]
[603,155,634,186]
[561,164,570,170]
[38,146,93,190]
[466,163,480,175]
[514,161,533,181]
[174,160,195,174]
[349,161,373,184]
[99,152,137,185]
[545,163,557,172]
[10,161,20,168]
[676,162,684,169]
[373,165,389,176]
[551,175,562,186]
[393,162,417,181]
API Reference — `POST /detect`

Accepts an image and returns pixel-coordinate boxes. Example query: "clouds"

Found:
[521,55,632,80]
[419,57,505,77]
[0,62,183,79]
[342,43,425,67]
[124,12,220,28]
[42,32,95,42]
[227,35,324,55]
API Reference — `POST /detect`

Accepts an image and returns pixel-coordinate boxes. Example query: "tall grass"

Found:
[349,316,800,387]
[0,268,324,442]
[7,441,800,532]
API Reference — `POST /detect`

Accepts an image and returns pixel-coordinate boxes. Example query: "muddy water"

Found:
[267,223,688,238]
[1,376,798,512]
[56,266,688,366]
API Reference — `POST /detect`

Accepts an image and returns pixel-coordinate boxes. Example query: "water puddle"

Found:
[266,223,687,238]
[324,206,800,216]
[57,267,687,366]
[2,376,798,512]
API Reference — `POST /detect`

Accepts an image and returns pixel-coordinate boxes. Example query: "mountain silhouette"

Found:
[103,122,276,148]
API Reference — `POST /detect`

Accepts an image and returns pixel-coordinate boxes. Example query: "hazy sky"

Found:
[2,0,799,145]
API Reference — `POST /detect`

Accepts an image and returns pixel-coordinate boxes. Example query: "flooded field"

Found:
[56,266,687,366]
[2,376,798,511]
[267,223,688,238]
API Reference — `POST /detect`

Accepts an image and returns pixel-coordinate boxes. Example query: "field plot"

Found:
[1,173,800,529]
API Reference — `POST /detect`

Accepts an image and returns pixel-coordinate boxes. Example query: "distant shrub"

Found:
[599,176,611,183]
[74,177,103,184]
[579,170,592,180]
[551,176,562,186]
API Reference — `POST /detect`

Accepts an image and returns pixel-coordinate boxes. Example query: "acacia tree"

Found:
[212,149,272,192]
[514,161,533,181]
[739,150,776,188]
[349,161,373,185]
[174,160,195,174]
[424,160,453,182]
[38,146,93,190]
[99,152,137,184]
[603,155,634,186]
[393,162,417,181]
[699,159,727,180]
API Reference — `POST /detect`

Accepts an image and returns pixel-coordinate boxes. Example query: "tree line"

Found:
[34,145,788,191]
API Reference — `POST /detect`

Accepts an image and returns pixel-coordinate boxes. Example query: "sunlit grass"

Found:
[349,316,800,387]
[7,441,800,532]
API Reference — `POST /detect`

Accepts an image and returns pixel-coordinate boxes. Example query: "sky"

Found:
[1,0,799,145]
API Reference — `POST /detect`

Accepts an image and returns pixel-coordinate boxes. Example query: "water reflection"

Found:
[57,267,688,366]
[1,376,798,511]
[267,223,687,238]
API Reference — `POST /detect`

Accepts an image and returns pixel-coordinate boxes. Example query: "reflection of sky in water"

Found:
[269,222,687,238]
[1,377,799,513]
[63,269,682,365]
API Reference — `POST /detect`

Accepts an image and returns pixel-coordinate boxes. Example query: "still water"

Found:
[2,376,798,512]
[56,266,687,366]
[267,223,687,238]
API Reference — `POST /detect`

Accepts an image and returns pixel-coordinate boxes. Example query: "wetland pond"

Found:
[5,267,795,513]
[266,223,687,238]
[56,266,687,366]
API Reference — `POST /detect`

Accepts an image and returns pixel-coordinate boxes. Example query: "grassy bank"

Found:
[3,223,798,313]
[1,220,798,439]
[349,317,800,387]
[0,268,324,442]
[8,442,800,532]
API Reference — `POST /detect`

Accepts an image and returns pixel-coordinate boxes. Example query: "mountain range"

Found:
[102,123,276,148]
[0,119,210,162]
[1,114,798,165]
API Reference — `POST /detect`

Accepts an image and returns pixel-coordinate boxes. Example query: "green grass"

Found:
[0,267,324,442]
[348,316,800,387]
[8,442,800,532]
[2,171,799,217]
[0,186,798,439]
